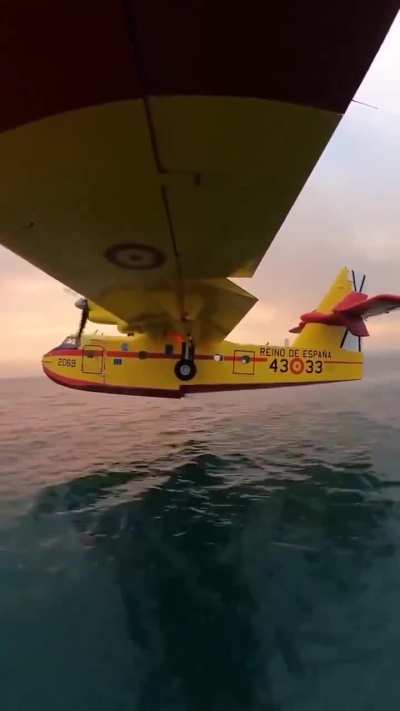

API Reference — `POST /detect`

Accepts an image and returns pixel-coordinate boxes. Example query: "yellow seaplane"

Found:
[0,1,399,398]
[37,267,400,398]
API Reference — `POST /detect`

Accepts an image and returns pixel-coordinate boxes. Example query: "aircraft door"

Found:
[233,349,255,375]
[82,345,104,375]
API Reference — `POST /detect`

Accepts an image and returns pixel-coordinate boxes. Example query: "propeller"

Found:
[75,297,89,344]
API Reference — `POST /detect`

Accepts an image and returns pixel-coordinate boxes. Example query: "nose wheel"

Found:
[175,337,197,381]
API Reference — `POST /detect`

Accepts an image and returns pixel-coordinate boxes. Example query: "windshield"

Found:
[57,335,78,349]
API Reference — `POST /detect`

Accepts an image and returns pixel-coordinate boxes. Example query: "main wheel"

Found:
[174,358,197,381]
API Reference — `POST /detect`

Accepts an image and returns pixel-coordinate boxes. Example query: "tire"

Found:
[174,358,197,381]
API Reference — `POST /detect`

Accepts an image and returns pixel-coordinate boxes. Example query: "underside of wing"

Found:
[0,1,397,339]
[86,278,257,343]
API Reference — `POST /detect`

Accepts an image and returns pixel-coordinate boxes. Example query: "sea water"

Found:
[0,353,400,710]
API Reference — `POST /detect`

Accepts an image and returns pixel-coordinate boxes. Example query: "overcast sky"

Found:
[1,13,400,376]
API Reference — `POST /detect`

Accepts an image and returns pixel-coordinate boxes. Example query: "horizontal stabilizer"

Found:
[290,286,400,339]
[289,309,369,337]
[335,292,400,318]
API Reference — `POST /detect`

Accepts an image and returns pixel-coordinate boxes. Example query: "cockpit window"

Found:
[55,335,78,349]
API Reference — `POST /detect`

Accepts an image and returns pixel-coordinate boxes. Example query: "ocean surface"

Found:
[1,353,400,710]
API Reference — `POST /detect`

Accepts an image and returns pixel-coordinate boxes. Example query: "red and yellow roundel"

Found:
[289,357,304,374]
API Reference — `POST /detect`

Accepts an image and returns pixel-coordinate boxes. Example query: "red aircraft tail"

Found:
[290,268,400,351]
[290,291,400,338]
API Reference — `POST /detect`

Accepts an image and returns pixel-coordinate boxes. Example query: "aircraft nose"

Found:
[42,349,54,360]
[42,345,60,384]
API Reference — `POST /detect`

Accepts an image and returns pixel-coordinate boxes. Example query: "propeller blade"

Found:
[75,298,89,344]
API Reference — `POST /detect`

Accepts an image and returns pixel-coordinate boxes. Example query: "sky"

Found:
[1,14,400,376]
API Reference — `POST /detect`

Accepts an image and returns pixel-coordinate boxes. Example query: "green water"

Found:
[1,354,400,710]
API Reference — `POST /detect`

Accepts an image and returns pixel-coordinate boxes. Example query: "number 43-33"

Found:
[268,358,323,374]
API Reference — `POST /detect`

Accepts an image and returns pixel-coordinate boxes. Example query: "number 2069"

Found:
[57,358,76,368]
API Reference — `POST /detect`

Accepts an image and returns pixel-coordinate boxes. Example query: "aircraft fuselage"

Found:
[42,334,363,398]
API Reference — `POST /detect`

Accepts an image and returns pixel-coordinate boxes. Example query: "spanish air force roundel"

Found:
[289,357,304,374]
[105,243,166,270]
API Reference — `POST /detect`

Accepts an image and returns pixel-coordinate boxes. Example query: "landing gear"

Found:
[175,359,197,381]
[175,336,197,381]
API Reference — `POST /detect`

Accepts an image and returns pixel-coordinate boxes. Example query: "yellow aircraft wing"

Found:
[0,1,397,340]
[0,98,326,339]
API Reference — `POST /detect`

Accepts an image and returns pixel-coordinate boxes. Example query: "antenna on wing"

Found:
[351,99,379,110]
